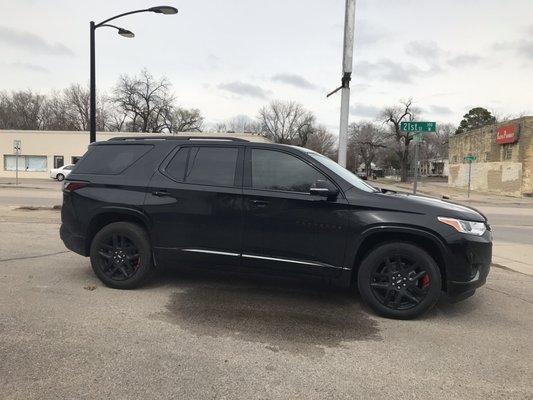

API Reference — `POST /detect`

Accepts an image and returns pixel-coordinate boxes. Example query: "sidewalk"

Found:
[374,178,533,206]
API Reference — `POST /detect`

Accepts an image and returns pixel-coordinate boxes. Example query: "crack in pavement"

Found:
[0,250,70,263]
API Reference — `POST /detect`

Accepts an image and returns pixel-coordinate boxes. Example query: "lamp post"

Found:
[89,6,178,143]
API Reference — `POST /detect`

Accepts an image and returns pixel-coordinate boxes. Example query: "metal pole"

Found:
[413,139,419,194]
[467,160,472,198]
[90,21,96,143]
[15,147,18,186]
[337,0,356,167]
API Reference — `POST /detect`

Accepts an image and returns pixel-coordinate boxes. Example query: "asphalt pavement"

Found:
[0,207,532,399]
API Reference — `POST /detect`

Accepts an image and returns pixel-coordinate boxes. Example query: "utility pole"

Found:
[327,0,356,167]
[413,134,420,194]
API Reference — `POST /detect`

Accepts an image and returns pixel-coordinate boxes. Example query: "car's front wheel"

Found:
[89,222,153,289]
[56,173,65,181]
[357,242,441,319]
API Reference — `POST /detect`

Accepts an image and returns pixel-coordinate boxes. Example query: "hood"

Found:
[346,188,486,222]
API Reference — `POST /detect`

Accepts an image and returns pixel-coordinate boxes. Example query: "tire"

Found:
[357,242,441,319]
[56,174,65,181]
[89,222,153,289]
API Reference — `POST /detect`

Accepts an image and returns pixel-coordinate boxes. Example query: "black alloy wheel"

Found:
[90,222,153,289]
[369,255,430,310]
[357,242,441,319]
[96,233,140,281]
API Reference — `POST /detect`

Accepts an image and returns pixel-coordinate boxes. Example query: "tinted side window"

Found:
[185,147,238,187]
[251,149,326,193]
[75,145,152,175]
[165,147,189,181]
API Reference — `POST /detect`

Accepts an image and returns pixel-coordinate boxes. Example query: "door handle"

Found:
[151,190,172,197]
[250,199,269,208]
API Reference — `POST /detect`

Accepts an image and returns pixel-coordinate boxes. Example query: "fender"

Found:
[345,224,449,271]
[88,205,152,228]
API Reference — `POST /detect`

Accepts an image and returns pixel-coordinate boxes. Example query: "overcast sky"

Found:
[0,0,532,132]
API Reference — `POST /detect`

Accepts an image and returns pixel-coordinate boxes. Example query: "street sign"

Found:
[400,121,437,133]
[464,155,476,162]
[13,139,21,154]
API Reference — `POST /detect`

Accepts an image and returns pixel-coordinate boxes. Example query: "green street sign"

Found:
[400,121,437,133]
[464,155,476,162]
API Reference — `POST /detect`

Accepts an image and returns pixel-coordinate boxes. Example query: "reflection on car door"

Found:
[242,147,348,276]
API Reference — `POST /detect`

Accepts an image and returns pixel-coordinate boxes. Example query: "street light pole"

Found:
[88,6,178,143]
[90,21,96,143]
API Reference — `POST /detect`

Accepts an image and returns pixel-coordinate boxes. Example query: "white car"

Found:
[50,164,75,181]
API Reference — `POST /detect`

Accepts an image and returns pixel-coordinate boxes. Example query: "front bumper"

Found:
[443,231,492,302]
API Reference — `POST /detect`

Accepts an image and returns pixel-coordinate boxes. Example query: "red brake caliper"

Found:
[421,274,430,288]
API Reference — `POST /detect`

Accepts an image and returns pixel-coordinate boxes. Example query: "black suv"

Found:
[60,136,491,319]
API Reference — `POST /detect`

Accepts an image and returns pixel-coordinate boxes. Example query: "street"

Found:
[0,182,532,399]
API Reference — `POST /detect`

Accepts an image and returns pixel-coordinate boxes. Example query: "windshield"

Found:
[309,153,378,193]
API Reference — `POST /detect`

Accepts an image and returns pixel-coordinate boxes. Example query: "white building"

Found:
[0,130,269,179]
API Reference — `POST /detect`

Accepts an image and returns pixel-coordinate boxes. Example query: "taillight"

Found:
[63,181,88,192]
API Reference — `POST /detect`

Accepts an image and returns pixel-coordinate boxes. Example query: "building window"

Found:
[502,144,513,161]
[54,155,64,168]
[485,152,490,162]
[71,156,82,164]
[4,155,47,172]
[452,155,457,163]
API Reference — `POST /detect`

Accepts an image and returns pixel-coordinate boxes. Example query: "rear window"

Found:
[75,144,152,175]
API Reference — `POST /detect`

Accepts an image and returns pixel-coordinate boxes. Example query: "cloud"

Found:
[350,103,381,118]
[2,61,50,73]
[447,53,483,67]
[517,39,533,61]
[217,81,270,99]
[0,25,73,56]
[355,58,433,84]
[271,73,317,90]
[405,41,442,61]
[429,105,453,115]
[354,19,389,47]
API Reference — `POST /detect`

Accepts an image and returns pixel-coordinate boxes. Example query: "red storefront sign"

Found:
[496,124,518,144]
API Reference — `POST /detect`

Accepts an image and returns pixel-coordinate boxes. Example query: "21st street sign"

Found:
[400,121,437,133]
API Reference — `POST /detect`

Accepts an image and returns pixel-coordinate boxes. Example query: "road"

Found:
[0,207,531,399]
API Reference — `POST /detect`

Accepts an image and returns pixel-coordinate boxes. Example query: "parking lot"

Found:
[0,198,532,399]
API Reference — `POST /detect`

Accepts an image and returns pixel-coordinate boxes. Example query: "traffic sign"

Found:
[400,121,437,133]
[13,139,21,154]
[464,155,476,162]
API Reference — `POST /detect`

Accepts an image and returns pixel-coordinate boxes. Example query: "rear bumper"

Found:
[60,223,87,256]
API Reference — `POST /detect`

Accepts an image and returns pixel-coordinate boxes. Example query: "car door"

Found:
[144,144,244,267]
[242,147,348,276]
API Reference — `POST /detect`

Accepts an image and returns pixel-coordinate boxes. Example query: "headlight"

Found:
[438,217,487,236]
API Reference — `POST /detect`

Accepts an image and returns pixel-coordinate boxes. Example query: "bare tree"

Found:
[164,108,204,133]
[258,100,316,145]
[380,99,419,182]
[305,126,337,158]
[0,90,47,130]
[421,122,454,161]
[349,122,387,177]
[112,69,175,133]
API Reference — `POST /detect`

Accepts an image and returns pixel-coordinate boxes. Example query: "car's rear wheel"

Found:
[357,242,441,319]
[56,173,65,181]
[89,222,153,289]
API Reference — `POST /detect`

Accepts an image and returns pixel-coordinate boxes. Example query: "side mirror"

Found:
[310,179,339,200]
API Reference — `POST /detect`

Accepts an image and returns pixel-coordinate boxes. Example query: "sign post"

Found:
[464,155,476,198]
[13,140,21,186]
[400,122,437,194]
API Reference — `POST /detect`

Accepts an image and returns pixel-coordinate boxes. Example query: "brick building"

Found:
[448,116,533,197]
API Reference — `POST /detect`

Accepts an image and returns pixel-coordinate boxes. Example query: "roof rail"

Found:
[108,136,249,142]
